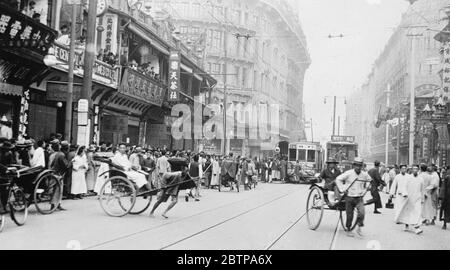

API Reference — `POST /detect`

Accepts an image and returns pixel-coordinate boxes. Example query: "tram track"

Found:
[85,185,303,250]
[265,206,345,250]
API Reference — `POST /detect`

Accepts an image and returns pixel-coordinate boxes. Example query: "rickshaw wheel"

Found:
[340,208,358,232]
[130,194,152,215]
[0,214,5,232]
[306,186,325,231]
[9,187,28,226]
[99,176,136,217]
[34,173,62,215]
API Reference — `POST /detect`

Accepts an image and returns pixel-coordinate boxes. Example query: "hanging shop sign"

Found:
[119,68,165,107]
[444,42,450,93]
[18,89,30,136]
[168,50,181,102]
[100,13,118,55]
[0,3,57,56]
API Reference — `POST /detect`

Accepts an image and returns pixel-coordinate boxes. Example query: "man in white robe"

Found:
[390,164,424,234]
[112,144,151,192]
[420,165,439,225]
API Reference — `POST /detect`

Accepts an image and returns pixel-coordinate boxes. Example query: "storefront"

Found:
[0,3,57,139]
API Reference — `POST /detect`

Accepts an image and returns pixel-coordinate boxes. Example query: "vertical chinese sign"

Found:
[169,50,181,102]
[100,13,118,55]
[444,42,450,93]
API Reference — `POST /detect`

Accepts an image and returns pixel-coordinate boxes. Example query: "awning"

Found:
[127,23,170,55]
[181,63,193,73]
[0,82,22,96]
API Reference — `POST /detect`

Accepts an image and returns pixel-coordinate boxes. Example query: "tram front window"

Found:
[298,149,306,162]
[289,149,297,162]
[307,150,316,162]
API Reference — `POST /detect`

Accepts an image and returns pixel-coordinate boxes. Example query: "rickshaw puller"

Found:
[336,157,372,237]
[150,167,190,219]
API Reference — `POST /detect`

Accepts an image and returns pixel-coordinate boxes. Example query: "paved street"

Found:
[0,183,449,250]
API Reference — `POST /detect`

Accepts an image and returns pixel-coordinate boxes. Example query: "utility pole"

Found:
[333,96,337,136]
[338,116,341,136]
[65,2,78,142]
[385,84,391,166]
[310,118,314,142]
[408,32,422,165]
[222,29,228,156]
[78,0,97,146]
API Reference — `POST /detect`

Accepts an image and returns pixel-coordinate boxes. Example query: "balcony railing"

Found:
[52,42,120,88]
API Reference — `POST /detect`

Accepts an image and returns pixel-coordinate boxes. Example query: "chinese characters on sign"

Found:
[100,14,118,55]
[444,42,450,93]
[119,68,165,106]
[19,89,30,136]
[0,3,57,56]
[169,50,181,102]
[331,135,356,143]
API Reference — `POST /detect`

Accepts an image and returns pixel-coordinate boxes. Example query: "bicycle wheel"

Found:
[340,208,358,232]
[34,173,62,215]
[99,177,136,217]
[9,187,28,226]
[130,194,152,215]
[306,186,325,231]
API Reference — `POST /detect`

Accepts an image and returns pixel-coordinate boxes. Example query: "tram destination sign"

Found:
[331,135,356,143]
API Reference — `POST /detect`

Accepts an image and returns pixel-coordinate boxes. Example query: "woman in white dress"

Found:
[71,146,88,199]
[210,155,220,187]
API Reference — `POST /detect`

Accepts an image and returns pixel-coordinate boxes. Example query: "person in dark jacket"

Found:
[319,158,342,205]
[186,155,200,202]
[49,141,69,211]
[440,168,450,229]
[366,161,385,214]
[203,155,213,189]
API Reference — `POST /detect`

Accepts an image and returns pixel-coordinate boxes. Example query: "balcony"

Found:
[51,42,120,89]
[0,3,58,60]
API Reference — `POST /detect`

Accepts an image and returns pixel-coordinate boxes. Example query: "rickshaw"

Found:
[96,156,197,217]
[0,166,39,231]
[306,177,372,232]
[0,163,63,231]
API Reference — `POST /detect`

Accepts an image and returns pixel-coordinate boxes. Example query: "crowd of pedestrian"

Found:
[319,157,450,237]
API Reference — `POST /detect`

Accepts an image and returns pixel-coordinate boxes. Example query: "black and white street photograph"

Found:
[1,0,450,252]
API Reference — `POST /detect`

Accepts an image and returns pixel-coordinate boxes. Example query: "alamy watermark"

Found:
[170,97,281,141]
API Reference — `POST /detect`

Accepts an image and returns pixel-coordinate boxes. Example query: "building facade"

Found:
[347,0,450,165]
[148,0,311,157]
[0,0,216,150]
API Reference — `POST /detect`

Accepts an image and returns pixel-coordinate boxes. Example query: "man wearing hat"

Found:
[319,158,342,205]
[0,116,12,140]
[366,161,385,214]
[336,157,372,237]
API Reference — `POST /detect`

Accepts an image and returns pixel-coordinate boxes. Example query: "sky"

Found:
[296,0,410,144]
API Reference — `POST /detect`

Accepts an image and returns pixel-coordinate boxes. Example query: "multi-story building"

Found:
[148,0,311,157]
[0,0,216,149]
[347,0,450,165]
